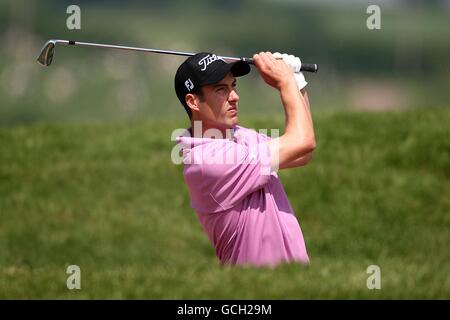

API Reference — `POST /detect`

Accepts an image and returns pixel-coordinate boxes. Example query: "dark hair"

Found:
[181,87,204,120]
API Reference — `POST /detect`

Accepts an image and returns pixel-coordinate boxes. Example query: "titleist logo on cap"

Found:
[198,54,224,71]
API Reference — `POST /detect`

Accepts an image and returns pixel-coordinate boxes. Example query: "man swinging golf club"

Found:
[175,51,316,267]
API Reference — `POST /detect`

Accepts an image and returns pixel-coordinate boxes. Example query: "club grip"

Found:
[242,58,318,73]
[300,63,318,73]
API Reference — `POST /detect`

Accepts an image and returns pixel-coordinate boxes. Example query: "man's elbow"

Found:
[306,138,316,153]
[290,151,314,169]
[296,138,316,166]
[297,137,316,156]
[302,152,313,166]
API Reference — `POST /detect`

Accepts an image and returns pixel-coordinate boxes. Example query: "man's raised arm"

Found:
[253,52,316,171]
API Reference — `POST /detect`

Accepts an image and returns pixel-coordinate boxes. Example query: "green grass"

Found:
[0,108,449,299]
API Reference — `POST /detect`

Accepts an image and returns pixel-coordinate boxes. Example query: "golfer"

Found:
[174,52,316,267]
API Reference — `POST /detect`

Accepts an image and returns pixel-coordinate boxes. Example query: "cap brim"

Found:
[200,61,251,86]
[230,60,251,77]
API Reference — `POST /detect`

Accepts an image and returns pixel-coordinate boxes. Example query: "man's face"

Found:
[194,73,239,130]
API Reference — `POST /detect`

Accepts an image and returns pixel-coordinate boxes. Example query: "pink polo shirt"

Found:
[176,125,309,267]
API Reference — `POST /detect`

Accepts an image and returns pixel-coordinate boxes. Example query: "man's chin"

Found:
[227,116,239,127]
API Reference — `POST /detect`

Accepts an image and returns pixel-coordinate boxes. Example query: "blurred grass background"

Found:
[0,0,449,299]
[1,0,450,125]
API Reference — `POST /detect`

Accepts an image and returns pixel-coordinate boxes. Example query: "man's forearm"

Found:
[274,86,315,170]
[269,80,316,169]
[280,82,315,148]
[300,88,313,128]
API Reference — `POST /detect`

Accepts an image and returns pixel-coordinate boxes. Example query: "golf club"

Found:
[36,39,319,72]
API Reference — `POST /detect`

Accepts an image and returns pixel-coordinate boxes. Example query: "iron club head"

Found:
[37,40,56,66]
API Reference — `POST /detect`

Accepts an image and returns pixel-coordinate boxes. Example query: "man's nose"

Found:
[229,89,239,102]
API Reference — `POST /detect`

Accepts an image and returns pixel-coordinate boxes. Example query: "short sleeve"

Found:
[191,140,272,213]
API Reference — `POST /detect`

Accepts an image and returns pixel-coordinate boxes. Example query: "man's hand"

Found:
[252,52,297,91]
[273,52,308,90]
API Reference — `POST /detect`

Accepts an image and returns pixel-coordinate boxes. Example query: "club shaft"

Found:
[53,40,318,72]
[58,40,197,58]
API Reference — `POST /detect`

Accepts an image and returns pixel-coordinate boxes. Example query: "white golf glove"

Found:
[273,52,308,90]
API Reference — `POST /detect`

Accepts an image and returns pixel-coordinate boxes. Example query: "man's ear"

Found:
[185,93,200,112]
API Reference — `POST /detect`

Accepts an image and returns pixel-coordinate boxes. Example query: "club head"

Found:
[37,40,56,66]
